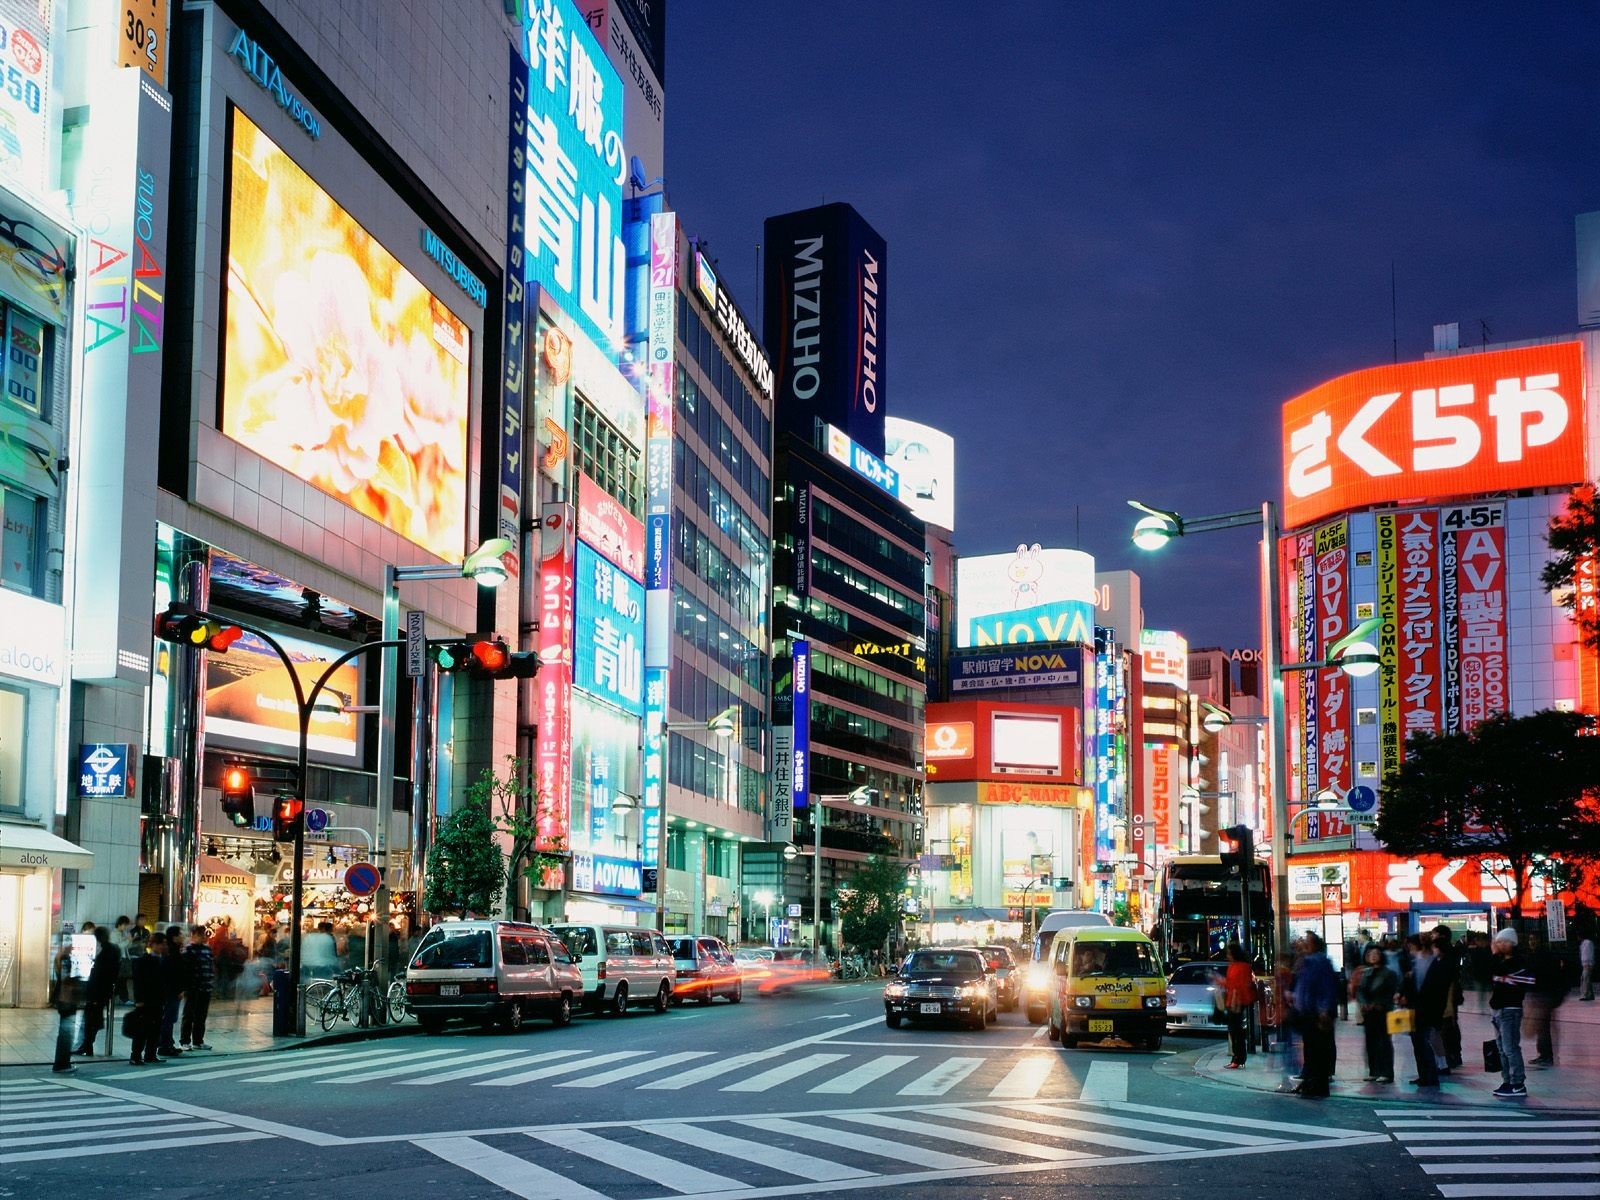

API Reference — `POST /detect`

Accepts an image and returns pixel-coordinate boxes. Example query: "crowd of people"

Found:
[1243,924,1591,1100]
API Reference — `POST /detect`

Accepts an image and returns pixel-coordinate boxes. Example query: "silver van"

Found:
[548,924,676,1015]
[404,920,582,1033]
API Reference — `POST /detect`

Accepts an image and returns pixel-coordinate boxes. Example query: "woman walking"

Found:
[1354,944,1398,1083]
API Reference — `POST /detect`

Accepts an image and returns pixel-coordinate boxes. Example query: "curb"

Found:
[3,1018,419,1070]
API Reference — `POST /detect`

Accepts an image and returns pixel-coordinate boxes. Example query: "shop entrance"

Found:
[0,873,20,1007]
[1405,902,1493,938]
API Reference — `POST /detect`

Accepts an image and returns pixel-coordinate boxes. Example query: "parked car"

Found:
[668,935,743,1004]
[404,920,581,1033]
[1164,961,1229,1033]
[883,947,996,1030]
[547,924,676,1015]
[1046,926,1167,1050]
[978,944,1020,1011]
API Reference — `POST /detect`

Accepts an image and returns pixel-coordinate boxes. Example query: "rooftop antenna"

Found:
[1479,318,1492,348]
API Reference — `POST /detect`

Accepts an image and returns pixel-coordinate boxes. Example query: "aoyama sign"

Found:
[1282,343,1587,530]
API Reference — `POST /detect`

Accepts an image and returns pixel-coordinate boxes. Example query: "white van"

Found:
[548,924,677,1015]
[1024,910,1113,1023]
[403,920,583,1033]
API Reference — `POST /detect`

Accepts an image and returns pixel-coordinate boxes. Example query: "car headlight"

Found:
[1073,995,1093,1009]
[1144,996,1165,1009]
[1028,963,1052,988]
[885,983,906,997]
[1165,989,1177,1002]
[961,982,986,997]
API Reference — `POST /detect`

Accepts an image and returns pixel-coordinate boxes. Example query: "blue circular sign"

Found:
[305,807,329,833]
[344,862,381,897]
[1346,785,1377,813]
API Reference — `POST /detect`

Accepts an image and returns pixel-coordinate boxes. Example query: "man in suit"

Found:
[1402,932,1450,1088]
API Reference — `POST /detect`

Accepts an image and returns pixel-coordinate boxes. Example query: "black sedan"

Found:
[883,948,996,1030]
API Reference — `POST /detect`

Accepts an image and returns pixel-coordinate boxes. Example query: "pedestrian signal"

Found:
[272,794,305,843]
[1219,824,1254,874]
[220,764,254,828]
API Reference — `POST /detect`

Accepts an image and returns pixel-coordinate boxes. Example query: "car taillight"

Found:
[405,981,437,995]
[597,962,607,980]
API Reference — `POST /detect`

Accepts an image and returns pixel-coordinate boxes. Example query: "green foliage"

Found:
[836,855,908,954]
[1542,482,1599,651]
[1375,709,1600,912]
[422,799,504,917]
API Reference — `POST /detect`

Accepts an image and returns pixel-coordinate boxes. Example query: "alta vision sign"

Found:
[227,29,321,140]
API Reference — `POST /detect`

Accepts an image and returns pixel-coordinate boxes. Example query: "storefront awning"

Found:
[568,892,656,914]
[0,822,94,871]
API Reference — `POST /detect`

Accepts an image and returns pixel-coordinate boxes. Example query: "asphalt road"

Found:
[3,981,1595,1199]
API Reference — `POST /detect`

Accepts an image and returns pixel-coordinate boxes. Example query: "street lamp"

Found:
[807,785,872,954]
[652,706,739,932]
[1128,498,1381,954]
[752,888,776,945]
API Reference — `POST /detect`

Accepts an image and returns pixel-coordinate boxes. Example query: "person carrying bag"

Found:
[1355,945,1398,1083]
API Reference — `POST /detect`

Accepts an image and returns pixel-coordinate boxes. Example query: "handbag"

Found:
[1386,1007,1414,1035]
[121,1007,138,1038]
[1483,1038,1502,1073]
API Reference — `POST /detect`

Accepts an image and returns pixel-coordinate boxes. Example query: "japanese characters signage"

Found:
[0,0,57,194]
[1282,342,1587,529]
[521,0,627,356]
[768,724,793,841]
[1139,629,1187,689]
[641,665,664,867]
[78,743,133,799]
[1377,509,1444,781]
[1447,503,1508,729]
[1313,520,1351,835]
[576,470,644,580]
[1376,512,1401,781]
[573,540,644,716]
[1577,549,1600,718]
[947,649,1079,692]
[690,245,773,399]
[640,211,675,869]
[498,47,531,577]
[535,504,576,852]
[1144,743,1176,848]
[792,639,811,813]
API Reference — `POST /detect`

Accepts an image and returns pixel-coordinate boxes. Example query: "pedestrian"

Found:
[180,924,215,1050]
[1271,951,1297,1070]
[129,913,151,957]
[1290,932,1339,1097]
[1432,926,1464,1072]
[1400,933,1447,1089]
[1523,931,1568,1067]
[128,932,167,1065]
[112,915,135,1001]
[51,932,85,1074]
[76,926,121,1057]
[1354,944,1398,1083]
[1466,932,1493,1011]
[1488,927,1534,1098]
[1579,933,1595,1002]
[158,925,187,1057]
[301,921,337,981]
[1220,942,1256,1069]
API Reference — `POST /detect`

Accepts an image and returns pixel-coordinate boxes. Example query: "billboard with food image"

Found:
[220,108,470,561]
[203,627,362,764]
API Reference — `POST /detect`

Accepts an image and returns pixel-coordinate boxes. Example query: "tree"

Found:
[1375,710,1600,919]
[836,856,908,956]
[422,799,504,917]
[1542,481,1599,651]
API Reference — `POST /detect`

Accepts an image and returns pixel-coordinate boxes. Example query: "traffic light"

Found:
[154,605,243,652]
[219,764,254,828]
[1220,824,1254,874]
[432,636,540,680]
[272,794,305,843]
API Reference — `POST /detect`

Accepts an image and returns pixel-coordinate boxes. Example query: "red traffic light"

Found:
[276,796,304,821]
[207,624,243,652]
[471,639,510,673]
[222,765,250,794]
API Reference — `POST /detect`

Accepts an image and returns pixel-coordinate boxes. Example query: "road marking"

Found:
[1078,1061,1128,1102]
[11,1095,136,1110]
[808,1055,917,1094]
[1099,1101,1375,1139]
[1435,1187,1600,1199]
[526,1125,741,1193]
[649,1120,875,1182]
[415,1135,610,1200]
[736,1115,986,1170]
[1396,1131,1600,1142]
[1,1120,232,1148]
[0,1112,184,1134]
[0,1129,271,1164]
[826,1039,1039,1052]
[897,1057,983,1096]
[1027,1104,1280,1146]
[1386,1119,1600,1130]
[229,1046,419,1083]
[478,1051,647,1087]
[321,1047,466,1083]
[104,1043,354,1081]
[815,1013,853,1020]
[987,1055,1056,1100]
[398,1049,580,1086]
[1421,1163,1600,1176]
[724,1053,849,1093]
[1409,1147,1599,1157]
[0,1103,129,1120]
[640,1015,884,1090]
[557,1051,712,1088]
[44,1076,341,1145]
[956,1107,1188,1154]
[833,1110,1094,1162]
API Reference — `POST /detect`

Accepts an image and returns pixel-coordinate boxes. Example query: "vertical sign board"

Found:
[1396,511,1443,744]
[640,209,677,868]
[1448,504,1508,729]
[1298,531,1318,802]
[498,46,531,578]
[404,610,426,678]
[1145,743,1175,848]
[519,0,627,359]
[572,541,644,715]
[1576,550,1600,718]
[535,505,576,851]
[1313,520,1351,840]
[791,640,811,813]
[768,725,793,842]
[1376,514,1402,783]
[1321,884,1346,970]
[0,0,58,196]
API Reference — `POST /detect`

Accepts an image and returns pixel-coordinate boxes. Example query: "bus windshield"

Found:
[1156,858,1273,971]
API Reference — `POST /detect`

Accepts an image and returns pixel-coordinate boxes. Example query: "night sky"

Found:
[665,3,1599,651]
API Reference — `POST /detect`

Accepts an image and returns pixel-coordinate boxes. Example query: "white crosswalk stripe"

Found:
[406,1098,1380,1199]
[807,1054,916,1094]
[0,1079,274,1164]
[1382,1108,1600,1199]
[557,1050,712,1088]
[988,1055,1057,1099]
[896,1055,983,1095]
[721,1052,848,1093]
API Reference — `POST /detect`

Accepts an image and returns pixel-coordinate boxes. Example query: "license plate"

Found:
[920,1002,941,1014]
[1088,1019,1114,1033]
[440,984,460,997]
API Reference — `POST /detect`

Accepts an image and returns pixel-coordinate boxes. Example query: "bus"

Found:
[1154,855,1274,972]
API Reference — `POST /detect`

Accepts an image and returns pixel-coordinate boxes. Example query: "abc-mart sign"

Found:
[1282,342,1587,529]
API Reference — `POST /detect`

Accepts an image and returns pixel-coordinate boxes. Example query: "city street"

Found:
[4,982,1596,1199]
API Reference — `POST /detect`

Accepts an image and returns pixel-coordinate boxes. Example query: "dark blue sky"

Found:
[665,3,1599,650]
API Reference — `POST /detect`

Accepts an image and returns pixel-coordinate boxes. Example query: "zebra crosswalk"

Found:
[0,1077,273,1164]
[1382,1107,1600,1198]
[100,1041,1080,1101]
[409,1098,1382,1199]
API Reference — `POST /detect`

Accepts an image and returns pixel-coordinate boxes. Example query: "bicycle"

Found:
[318,967,389,1031]
[386,971,408,1023]
[839,954,868,981]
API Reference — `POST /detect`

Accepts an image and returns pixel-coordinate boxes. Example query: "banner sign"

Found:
[573,540,644,716]
[948,648,1079,692]
[792,640,811,812]
[768,725,793,841]
[978,781,1086,807]
[571,853,643,896]
[497,44,530,577]
[1145,743,1176,847]
[576,470,645,580]
[1448,504,1508,729]
[534,504,576,851]
[1313,520,1351,839]
[641,666,665,868]
[1376,513,1401,781]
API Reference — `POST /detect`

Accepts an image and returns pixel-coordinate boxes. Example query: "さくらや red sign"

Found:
[1282,342,1587,529]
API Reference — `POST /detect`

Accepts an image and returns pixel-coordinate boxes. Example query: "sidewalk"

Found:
[0,993,412,1069]
[1191,995,1600,1109]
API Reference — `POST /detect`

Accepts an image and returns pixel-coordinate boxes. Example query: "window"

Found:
[3,307,46,418]
[666,825,687,871]
[412,928,491,970]
[606,931,634,955]
[630,931,656,956]
[0,684,25,811]
[572,392,642,516]
[550,926,598,956]
[498,936,527,966]
[525,938,550,965]
[1,483,45,596]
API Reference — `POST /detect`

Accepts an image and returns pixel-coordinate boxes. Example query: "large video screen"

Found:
[204,627,362,764]
[956,546,1096,649]
[221,109,470,561]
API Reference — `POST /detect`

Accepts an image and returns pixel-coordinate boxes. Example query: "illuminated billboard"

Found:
[204,628,361,764]
[1139,629,1189,689]
[884,417,954,530]
[956,545,1095,649]
[0,0,58,195]
[1281,342,1587,530]
[573,539,645,716]
[221,110,470,561]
